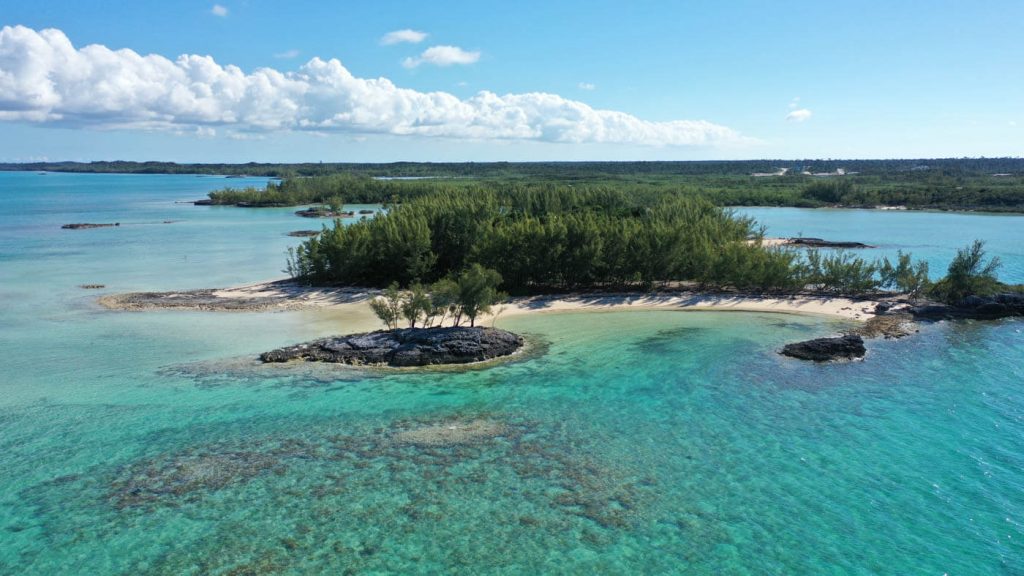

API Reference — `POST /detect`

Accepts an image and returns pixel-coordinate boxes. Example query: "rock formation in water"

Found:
[786,237,872,249]
[909,293,1024,320]
[294,207,355,218]
[61,222,119,229]
[780,334,866,362]
[260,326,524,367]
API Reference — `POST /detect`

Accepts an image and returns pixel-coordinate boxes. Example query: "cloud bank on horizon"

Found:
[0,25,748,147]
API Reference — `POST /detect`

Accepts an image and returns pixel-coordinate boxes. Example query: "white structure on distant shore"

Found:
[752,168,789,177]
[802,168,849,177]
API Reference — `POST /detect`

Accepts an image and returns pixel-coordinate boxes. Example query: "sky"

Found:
[0,0,1021,162]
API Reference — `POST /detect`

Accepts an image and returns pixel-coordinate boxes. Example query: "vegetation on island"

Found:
[281,185,915,296]
[368,265,506,329]
[277,182,1022,312]
[9,158,1024,212]
[928,240,1019,304]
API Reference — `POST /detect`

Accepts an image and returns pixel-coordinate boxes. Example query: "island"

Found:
[99,184,1022,368]
[295,207,355,218]
[260,326,524,367]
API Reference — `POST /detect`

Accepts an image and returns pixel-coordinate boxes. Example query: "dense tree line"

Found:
[283,186,953,296]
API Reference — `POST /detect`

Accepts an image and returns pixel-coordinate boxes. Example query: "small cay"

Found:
[781,334,866,362]
[294,207,355,218]
[785,237,872,249]
[260,326,524,367]
[62,222,119,229]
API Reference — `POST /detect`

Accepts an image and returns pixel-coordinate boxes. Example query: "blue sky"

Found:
[0,0,1021,162]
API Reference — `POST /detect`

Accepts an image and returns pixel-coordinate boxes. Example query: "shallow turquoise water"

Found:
[738,206,1024,283]
[1,173,1023,574]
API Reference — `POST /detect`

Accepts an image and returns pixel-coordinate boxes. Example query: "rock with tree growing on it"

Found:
[259,326,524,367]
[910,240,1024,319]
[261,263,521,367]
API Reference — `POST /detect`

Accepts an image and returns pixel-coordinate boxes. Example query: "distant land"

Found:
[7,158,1024,212]
[3,158,1023,179]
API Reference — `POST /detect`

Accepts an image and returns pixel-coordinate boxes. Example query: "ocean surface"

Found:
[1,172,1022,575]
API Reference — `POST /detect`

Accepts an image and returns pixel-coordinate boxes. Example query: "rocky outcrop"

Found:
[295,207,355,218]
[99,289,288,311]
[287,230,321,237]
[62,222,119,229]
[909,293,1024,320]
[260,326,524,367]
[786,237,872,249]
[850,312,916,339]
[781,334,866,362]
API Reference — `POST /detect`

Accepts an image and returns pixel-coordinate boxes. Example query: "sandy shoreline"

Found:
[99,279,883,331]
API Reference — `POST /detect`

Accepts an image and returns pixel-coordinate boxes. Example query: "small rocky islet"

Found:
[780,292,1024,362]
[294,207,355,218]
[61,222,119,229]
[785,237,873,249]
[260,326,525,367]
[781,334,867,362]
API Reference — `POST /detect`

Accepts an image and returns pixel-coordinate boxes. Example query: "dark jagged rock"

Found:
[787,237,872,249]
[192,199,213,205]
[781,334,866,362]
[260,326,524,367]
[909,293,1024,320]
[79,284,105,289]
[62,222,119,229]
[287,230,321,237]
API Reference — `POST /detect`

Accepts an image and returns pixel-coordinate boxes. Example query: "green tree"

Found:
[400,282,432,328]
[327,196,344,213]
[930,240,1002,304]
[879,251,930,297]
[429,277,460,327]
[456,264,504,327]
[368,282,403,330]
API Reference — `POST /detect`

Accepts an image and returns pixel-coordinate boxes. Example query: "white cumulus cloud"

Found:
[786,108,813,122]
[380,29,427,46]
[403,45,480,68]
[0,26,749,147]
[211,4,228,17]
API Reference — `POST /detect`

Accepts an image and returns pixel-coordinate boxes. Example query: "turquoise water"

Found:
[738,206,1024,283]
[1,173,1023,574]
